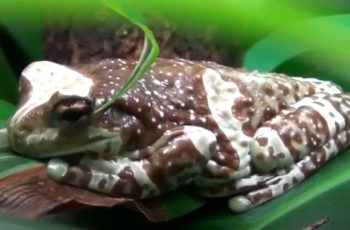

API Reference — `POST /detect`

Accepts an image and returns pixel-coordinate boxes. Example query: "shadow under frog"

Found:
[7,58,350,212]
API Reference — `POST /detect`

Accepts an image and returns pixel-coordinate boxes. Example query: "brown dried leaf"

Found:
[0,165,166,222]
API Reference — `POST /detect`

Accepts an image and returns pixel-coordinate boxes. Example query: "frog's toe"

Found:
[47,158,69,181]
[47,158,95,190]
[228,196,252,212]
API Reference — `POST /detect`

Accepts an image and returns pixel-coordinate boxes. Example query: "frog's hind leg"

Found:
[199,130,347,211]
[228,129,350,212]
[228,93,350,212]
[47,126,216,198]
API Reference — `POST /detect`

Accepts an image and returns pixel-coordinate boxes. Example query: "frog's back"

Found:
[74,58,342,186]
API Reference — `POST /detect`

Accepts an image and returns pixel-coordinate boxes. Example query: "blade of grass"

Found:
[93,0,159,114]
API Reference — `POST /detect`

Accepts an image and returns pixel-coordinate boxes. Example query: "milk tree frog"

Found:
[7,58,350,212]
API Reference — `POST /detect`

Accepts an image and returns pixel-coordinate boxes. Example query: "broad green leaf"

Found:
[0,100,41,179]
[0,0,99,21]
[154,189,207,221]
[0,99,15,122]
[0,100,14,150]
[0,50,18,103]
[243,14,350,84]
[0,213,76,230]
[127,0,350,49]
[0,17,43,62]
[272,50,350,92]
[0,151,41,179]
[94,0,159,114]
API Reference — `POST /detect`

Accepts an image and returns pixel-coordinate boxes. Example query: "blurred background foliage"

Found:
[2,0,350,229]
[2,0,350,103]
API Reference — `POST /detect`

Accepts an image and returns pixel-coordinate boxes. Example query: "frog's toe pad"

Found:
[228,196,252,212]
[47,158,69,181]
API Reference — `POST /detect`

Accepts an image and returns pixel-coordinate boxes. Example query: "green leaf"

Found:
[0,17,43,62]
[0,213,76,230]
[270,50,350,92]
[0,49,18,103]
[156,189,207,221]
[0,99,15,123]
[0,152,41,180]
[243,14,350,79]
[0,100,15,151]
[94,0,159,114]
[0,100,41,179]
[0,0,100,21]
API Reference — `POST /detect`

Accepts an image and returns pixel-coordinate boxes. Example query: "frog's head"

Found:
[7,61,121,158]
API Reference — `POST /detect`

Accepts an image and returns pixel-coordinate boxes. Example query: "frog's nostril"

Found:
[53,97,94,125]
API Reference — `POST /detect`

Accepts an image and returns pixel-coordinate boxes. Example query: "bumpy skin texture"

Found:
[7,58,350,212]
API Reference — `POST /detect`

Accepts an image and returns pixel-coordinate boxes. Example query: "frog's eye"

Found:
[52,97,94,132]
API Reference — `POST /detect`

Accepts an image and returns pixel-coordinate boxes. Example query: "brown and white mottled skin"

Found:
[7,58,350,212]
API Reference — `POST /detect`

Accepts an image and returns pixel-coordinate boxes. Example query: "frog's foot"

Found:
[47,126,216,198]
[228,121,350,212]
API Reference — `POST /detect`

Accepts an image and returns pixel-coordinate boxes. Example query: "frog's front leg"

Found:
[47,126,216,198]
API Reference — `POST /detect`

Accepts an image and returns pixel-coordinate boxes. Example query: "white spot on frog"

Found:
[159,111,164,118]
[190,114,196,121]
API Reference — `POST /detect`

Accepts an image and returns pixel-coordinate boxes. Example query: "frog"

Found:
[6,58,350,212]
